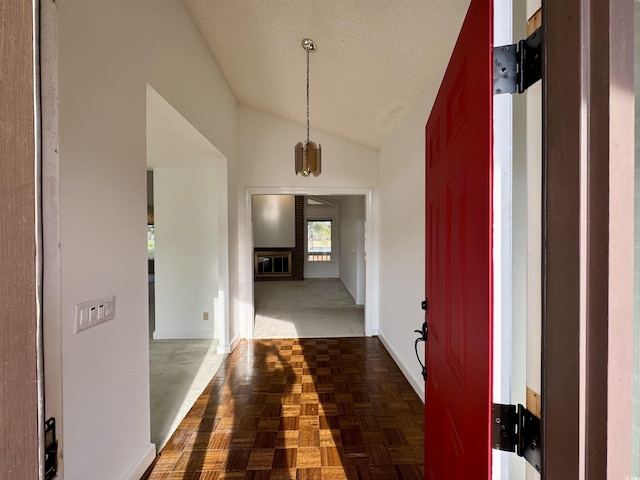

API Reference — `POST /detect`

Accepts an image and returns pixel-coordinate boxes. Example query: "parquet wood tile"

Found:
[142,338,424,480]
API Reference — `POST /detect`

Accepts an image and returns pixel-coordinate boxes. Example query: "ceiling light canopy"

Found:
[295,38,321,177]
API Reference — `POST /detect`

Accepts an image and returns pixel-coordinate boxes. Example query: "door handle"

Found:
[414,321,427,381]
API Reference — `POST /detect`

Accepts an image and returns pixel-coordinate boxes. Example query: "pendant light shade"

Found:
[295,141,321,177]
[295,38,322,177]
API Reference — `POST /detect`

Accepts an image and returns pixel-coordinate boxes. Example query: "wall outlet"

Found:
[203,312,209,321]
[75,295,116,333]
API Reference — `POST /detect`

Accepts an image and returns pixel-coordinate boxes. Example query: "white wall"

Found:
[252,195,295,248]
[153,168,218,339]
[55,0,237,477]
[378,86,438,401]
[146,84,230,349]
[237,106,379,189]
[338,196,366,304]
[237,106,379,339]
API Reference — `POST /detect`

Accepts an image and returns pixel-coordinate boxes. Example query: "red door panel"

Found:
[425,0,493,478]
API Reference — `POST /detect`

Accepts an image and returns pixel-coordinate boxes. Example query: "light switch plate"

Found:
[74,295,116,333]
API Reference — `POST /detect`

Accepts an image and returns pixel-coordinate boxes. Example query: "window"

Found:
[307,220,332,261]
[147,224,155,260]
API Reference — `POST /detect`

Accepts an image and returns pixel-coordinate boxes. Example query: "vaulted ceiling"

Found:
[183,0,470,149]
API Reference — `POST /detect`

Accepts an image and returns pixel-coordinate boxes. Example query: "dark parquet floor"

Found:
[142,337,424,480]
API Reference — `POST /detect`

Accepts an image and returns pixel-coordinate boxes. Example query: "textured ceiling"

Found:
[183,0,470,149]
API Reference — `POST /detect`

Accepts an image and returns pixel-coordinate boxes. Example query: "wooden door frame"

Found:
[0,0,42,478]
[543,0,634,478]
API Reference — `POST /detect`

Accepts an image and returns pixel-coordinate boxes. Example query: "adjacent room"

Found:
[145,85,229,451]
[252,194,366,338]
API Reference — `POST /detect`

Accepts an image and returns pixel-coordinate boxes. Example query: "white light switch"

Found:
[74,295,116,333]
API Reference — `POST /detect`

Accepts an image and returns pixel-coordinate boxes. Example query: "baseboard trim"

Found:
[377,330,425,402]
[153,330,213,340]
[124,443,156,480]
[339,277,365,306]
[216,341,231,354]
[229,333,242,353]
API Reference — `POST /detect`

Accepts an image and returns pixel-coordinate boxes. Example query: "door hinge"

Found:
[45,417,58,480]
[492,404,542,473]
[493,26,543,95]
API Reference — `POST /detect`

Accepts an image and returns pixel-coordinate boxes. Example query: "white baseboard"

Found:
[124,443,156,480]
[215,335,242,354]
[339,278,365,306]
[377,330,425,402]
[216,341,231,354]
[229,334,242,352]
[152,330,213,340]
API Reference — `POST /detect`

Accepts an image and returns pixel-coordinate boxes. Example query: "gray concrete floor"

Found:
[148,275,226,452]
[149,339,225,451]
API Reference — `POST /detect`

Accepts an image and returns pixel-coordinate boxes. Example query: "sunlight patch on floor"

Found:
[254,314,299,338]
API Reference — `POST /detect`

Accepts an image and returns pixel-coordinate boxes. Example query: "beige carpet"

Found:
[253,278,365,338]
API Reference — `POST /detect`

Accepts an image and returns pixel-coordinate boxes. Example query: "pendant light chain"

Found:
[295,38,320,177]
[306,46,310,147]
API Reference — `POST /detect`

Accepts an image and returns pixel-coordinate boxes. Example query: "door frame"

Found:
[240,186,377,340]
[0,0,42,477]
[543,0,634,477]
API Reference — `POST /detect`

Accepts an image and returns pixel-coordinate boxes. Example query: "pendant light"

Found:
[295,38,321,177]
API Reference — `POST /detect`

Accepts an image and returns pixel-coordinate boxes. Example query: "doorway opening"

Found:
[242,188,377,341]
[251,194,366,338]
[146,84,230,451]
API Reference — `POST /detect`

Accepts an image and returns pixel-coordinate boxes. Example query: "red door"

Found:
[425,0,493,478]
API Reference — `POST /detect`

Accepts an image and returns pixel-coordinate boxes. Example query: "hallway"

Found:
[143,337,424,479]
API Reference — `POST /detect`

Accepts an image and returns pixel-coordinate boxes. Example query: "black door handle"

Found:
[414,321,427,381]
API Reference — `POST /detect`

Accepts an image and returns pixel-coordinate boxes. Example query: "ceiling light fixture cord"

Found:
[306,46,310,148]
[295,38,320,177]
